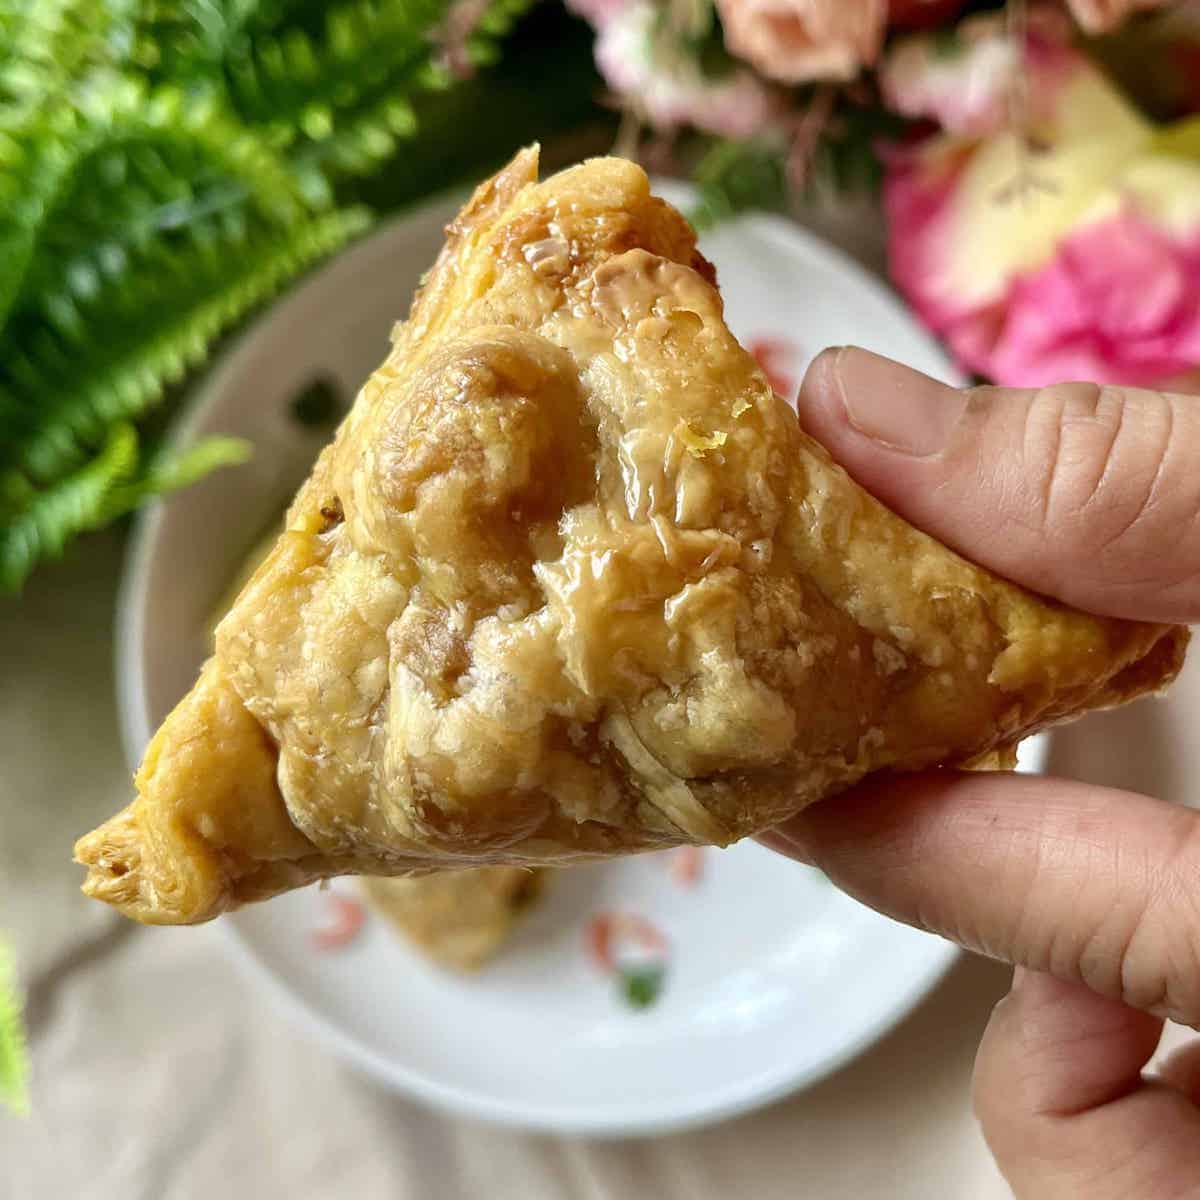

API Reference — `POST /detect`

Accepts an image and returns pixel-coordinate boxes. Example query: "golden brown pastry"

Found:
[212,510,549,969]
[361,868,544,970]
[76,147,1188,925]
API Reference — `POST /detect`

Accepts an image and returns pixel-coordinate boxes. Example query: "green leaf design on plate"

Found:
[620,963,666,1010]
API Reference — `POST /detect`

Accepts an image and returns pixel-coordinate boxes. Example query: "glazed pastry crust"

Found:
[76,147,1188,924]
[361,868,544,970]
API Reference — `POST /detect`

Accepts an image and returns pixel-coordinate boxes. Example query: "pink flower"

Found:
[881,8,1075,136]
[714,0,888,84]
[1065,0,1171,34]
[590,0,780,137]
[883,36,1200,388]
[983,211,1200,386]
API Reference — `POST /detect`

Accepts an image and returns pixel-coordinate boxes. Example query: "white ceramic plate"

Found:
[117,182,1049,1137]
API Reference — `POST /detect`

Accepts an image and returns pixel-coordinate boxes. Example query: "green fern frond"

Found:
[289,0,538,179]
[0,108,78,330]
[79,0,549,217]
[0,422,137,590]
[0,937,28,1115]
[100,434,252,520]
[0,428,252,590]
[291,85,430,178]
[132,0,315,78]
[0,0,127,115]
[0,80,321,343]
[225,0,451,128]
[464,0,535,71]
[1,206,368,488]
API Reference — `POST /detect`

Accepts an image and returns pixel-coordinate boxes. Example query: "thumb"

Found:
[797,347,1200,624]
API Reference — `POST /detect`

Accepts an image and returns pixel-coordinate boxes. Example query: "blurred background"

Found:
[1,1,1198,1195]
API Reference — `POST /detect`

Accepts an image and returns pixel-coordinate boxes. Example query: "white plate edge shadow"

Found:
[114,182,1050,1138]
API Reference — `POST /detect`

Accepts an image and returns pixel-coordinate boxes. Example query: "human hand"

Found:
[766,347,1200,1198]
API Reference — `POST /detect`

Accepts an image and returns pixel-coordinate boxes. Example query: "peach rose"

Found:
[574,0,781,137]
[714,0,888,83]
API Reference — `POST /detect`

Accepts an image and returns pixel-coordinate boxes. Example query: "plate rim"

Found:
[114,182,1042,1136]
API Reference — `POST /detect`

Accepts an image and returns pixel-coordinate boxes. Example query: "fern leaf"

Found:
[100,434,252,521]
[0,0,125,115]
[0,429,251,591]
[223,0,453,153]
[0,78,322,334]
[0,937,28,1115]
[0,206,368,489]
[462,0,536,72]
[292,79,432,178]
[132,0,315,80]
[0,422,137,591]
[0,109,76,331]
[287,0,537,180]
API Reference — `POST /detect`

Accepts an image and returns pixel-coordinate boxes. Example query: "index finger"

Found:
[770,771,1200,1027]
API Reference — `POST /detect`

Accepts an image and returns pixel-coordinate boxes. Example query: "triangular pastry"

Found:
[76,148,1188,924]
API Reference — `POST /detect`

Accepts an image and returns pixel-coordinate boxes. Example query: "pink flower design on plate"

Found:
[311,893,367,951]
[749,335,803,400]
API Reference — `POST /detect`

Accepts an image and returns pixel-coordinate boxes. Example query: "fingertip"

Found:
[795,346,849,439]
[798,345,846,383]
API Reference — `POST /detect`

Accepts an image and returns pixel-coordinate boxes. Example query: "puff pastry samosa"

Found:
[76,147,1188,925]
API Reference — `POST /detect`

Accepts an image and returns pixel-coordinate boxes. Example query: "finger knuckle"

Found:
[1022,382,1125,540]
[1090,389,1175,551]
[1017,384,1200,603]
